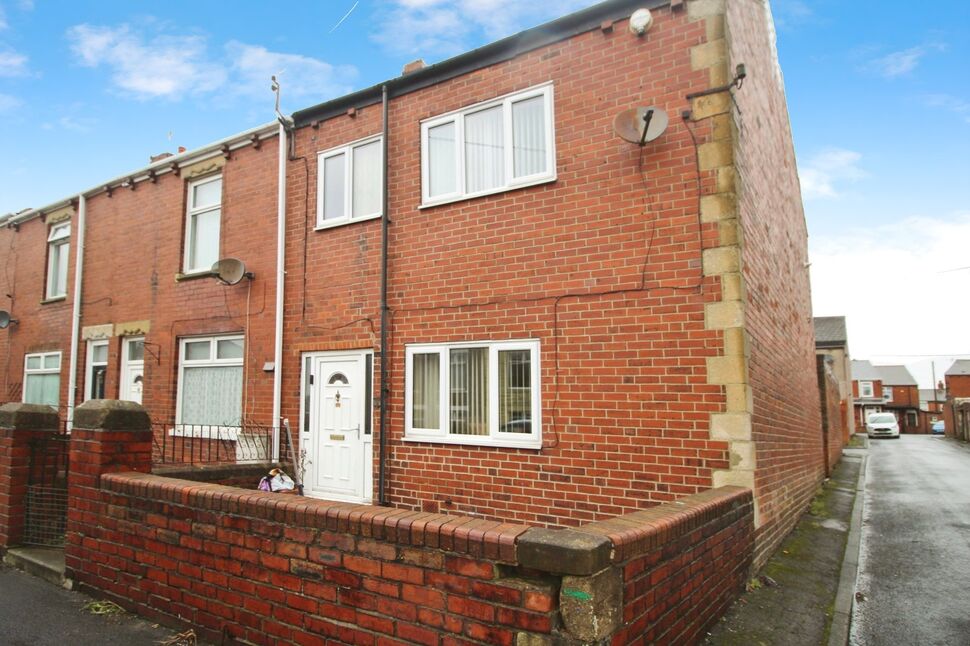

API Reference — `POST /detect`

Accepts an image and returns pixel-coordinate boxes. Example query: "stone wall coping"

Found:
[0,402,59,431]
[100,472,531,563]
[101,472,752,571]
[577,485,753,562]
[73,399,151,432]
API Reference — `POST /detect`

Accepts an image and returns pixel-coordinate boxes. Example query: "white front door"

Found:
[303,351,373,503]
[120,337,145,404]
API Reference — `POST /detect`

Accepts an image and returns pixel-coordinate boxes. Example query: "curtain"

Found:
[450,348,488,436]
[465,106,504,193]
[412,353,440,429]
[352,140,381,218]
[180,365,242,426]
[428,122,457,197]
[512,95,547,178]
[323,153,346,220]
[25,374,59,406]
[499,350,532,433]
[52,241,69,296]
[190,208,220,271]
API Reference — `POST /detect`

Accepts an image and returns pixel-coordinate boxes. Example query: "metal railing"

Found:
[151,420,295,467]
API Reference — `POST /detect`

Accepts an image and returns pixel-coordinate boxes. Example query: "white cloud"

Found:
[810,212,970,367]
[225,42,356,102]
[66,22,355,106]
[372,0,589,58]
[67,24,225,99]
[867,43,944,78]
[799,148,866,200]
[922,93,970,124]
[0,92,21,112]
[0,49,28,76]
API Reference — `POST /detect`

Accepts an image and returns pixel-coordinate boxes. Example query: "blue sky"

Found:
[1,0,967,385]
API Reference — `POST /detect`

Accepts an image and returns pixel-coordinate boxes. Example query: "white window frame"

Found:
[883,386,893,402]
[420,82,556,208]
[859,381,874,398]
[84,339,109,401]
[46,222,71,299]
[404,339,541,449]
[174,334,244,439]
[183,175,222,274]
[23,351,61,406]
[316,134,383,229]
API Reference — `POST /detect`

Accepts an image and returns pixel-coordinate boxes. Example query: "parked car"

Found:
[931,420,945,435]
[866,412,900,439]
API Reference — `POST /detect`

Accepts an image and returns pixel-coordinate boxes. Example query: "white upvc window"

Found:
[84,340,109,401]
[420,82,556,207]
[883,386,893,402]
[316,135,383,228]
[860,381,874,398]
[184,175,222,274]
[175,335,244,435]
[24,351,61,407]
[405,339,541,449]
[46,223,70,299]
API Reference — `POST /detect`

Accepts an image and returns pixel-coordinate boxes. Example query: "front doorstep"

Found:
[3,546,72,589]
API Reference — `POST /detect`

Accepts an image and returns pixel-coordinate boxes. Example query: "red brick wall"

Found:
[78,143,279,424]
[817,358,844,474]
[64,440,753,645]
[280,4,732,526]
[948,375,970,398]
[583,486,753,644]
[724,0,824,565]
[0,217,74,407]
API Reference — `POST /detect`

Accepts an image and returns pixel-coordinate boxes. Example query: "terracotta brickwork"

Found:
[63,402,755,645]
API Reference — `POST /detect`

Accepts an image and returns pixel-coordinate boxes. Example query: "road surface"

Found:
[851,435,970,645]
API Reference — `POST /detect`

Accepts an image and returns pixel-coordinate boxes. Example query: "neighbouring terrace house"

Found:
[0,4,826,639]
[813,315,854,437]
[944,359,970,441]
[852,360,921,433]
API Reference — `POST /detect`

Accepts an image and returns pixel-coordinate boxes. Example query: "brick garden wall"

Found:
[60,400,755,646]
[724,0,824,566]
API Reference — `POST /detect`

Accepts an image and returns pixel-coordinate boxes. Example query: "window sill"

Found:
[315,212,382,232]
[403,435,541,450]
[418,174,557,210]
[40,296,67,305]
[175,270,217,282]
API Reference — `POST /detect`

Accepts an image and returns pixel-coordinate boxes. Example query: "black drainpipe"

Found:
[378,84,390,505]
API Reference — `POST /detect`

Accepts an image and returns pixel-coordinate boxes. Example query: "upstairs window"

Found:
[883,386,893,402]
[24,352,61,406]
[421,83,555,207]
[46,223,70,299]
[405,339,541,448]
[859,381,874,398]
[184,175,222,274]
[317,135,383,228]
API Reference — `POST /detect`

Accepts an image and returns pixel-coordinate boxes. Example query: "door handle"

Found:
[356,424,361,439]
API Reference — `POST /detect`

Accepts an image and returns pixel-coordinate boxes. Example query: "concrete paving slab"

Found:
[703,451,863,646]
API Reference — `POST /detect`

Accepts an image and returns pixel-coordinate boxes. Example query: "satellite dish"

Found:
[614,106,669,146]
[0,310,17,329]
[211,258,254,286]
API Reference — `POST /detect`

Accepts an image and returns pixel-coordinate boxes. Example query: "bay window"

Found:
[405,340,540,448]
[421,83,555,206]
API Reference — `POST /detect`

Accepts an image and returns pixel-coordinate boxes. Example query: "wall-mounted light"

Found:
[629,8,654,36]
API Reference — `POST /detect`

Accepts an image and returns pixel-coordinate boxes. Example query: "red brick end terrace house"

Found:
[1,0,822,578]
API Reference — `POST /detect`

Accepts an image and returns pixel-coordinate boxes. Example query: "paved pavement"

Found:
[851,435,970,645]
[0,562,187,646]
[704,451,862,645]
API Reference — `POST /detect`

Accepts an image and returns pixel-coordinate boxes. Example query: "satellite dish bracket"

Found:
[638,109,655,147]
